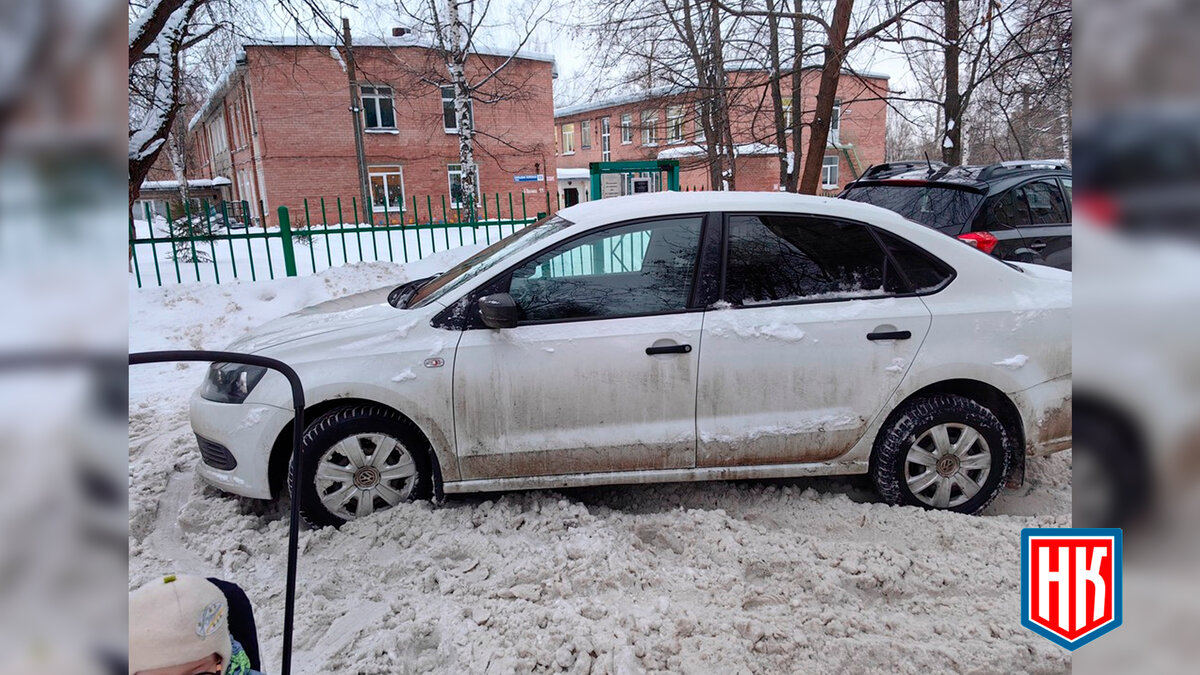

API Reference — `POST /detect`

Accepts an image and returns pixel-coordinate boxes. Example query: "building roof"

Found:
[553,66,890,119]
[140,177,232,191]
[188,34,558,131]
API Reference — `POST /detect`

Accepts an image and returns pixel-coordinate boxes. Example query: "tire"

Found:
[871,394,1011,514]
[289,404,432,528]
[1072,406,1149,528]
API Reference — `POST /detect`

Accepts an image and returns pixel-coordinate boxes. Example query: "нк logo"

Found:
[1021,528,1122,650]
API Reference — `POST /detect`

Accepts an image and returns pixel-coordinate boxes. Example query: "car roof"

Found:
[848,161,1071,194]
[556,190,913,227]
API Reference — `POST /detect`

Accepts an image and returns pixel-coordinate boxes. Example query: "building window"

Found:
[360,85,396,129]
[447,164,480,209]
[209,116,227,155]
[562,123,576,154]
[830,98,841,144]
[641,110,658,146]
[620,113,632,144]
[822,156,839,187]
[441,85,473,133]
[601,117,611,161]
[667,106,684,143]
[369,165,404,211]
[782,97,793,128]
[695,103,706,141]
[580,120,591,149]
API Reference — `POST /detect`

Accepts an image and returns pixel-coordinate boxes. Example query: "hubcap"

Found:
[315,433,417,521]
[903,422,992,509]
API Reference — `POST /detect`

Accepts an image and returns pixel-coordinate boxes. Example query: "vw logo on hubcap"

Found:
[936,455,960,477]
[353,466,381,489]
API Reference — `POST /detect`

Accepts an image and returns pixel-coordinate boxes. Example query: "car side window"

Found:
[1023,179,1069,225]
[1060,177,1072,210]
[723,214,892,305]
[508,217,704,322]
[986,189,1027,229]
[875,230,955,292]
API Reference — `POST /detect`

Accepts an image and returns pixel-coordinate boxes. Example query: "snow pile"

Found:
[130,259,1072,674]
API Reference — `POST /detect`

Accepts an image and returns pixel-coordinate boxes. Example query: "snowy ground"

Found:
[129,255,1071,674]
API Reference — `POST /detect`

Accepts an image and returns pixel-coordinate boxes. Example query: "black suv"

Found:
[839,160,1072,269]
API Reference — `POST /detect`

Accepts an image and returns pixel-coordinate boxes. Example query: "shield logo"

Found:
[1021,528,1122,650]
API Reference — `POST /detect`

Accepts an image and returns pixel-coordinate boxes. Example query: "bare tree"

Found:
[386,0,553,218]
[879,0,1070,164]
[716,0,925,193]
[129,0,352,210]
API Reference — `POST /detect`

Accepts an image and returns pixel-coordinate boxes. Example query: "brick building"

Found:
[188,36,557,224]
[552,67,888,202]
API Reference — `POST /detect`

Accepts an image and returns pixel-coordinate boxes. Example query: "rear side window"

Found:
[875,230,955,292]
[1022,179,1069,224]
[723,215,892,305]
[987,179,1069,228]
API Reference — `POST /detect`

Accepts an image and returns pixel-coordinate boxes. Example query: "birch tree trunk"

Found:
[446,0,478,220]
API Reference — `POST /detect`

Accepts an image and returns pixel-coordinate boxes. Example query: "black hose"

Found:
[129,350,304,675]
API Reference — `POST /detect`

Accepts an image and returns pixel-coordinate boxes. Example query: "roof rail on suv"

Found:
[860,160,948,180]
[976,159,1070,181]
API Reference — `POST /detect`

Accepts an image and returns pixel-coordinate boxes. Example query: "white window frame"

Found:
[360,84,396,130]
[830,98,841,144]
[562,123,576,154]
[667,106,684,143]
[821,155,839,188]
[580,120,591,149]
[440,85,473,134]
[209,116,227,156]
[782,96,793,129]
[620,113,632,144]
[447,164,480,209]
[600,117,611,161]
[369,165,405,211]
[694,103,706,141]
[641,110,658,146]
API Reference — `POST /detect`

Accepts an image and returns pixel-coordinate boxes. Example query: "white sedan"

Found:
[189,192,1071,527]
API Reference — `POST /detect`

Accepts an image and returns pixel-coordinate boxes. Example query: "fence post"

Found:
[278,206,298,277]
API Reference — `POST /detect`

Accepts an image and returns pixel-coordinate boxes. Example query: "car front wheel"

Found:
[871,394,1010,514]
[290,404,431,528]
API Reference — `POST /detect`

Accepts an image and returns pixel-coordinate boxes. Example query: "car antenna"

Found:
[923,151,933,173]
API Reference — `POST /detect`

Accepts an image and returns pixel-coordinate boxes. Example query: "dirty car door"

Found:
[453,216,707,479]
[696,213,933,467]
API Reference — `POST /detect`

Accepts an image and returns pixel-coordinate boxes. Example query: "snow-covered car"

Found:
[189,192,1071,527]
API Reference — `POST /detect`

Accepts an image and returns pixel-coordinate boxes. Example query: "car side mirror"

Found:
[478,293,519,329]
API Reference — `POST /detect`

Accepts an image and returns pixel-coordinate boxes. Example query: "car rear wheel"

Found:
[290,404,431,528]
[871,394,1010,514]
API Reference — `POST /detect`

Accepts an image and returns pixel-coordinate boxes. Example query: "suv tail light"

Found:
[1075,192,1118,228]
[958,231,998,254]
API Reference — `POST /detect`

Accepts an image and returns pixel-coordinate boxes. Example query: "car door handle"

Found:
[646,344,692,355]
[867,331,911,341]
[1030,239,1047,250]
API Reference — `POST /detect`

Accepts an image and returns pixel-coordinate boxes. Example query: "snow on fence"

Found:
[128,192,549,288]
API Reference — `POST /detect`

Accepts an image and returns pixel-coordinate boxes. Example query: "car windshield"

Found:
[407,215,574,309]
[842,184,984,232]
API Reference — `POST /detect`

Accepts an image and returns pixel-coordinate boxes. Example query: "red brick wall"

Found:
[554,68,888,194]
[199,45,557,224]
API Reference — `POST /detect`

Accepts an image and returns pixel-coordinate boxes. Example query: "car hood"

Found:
[227,289,398,353]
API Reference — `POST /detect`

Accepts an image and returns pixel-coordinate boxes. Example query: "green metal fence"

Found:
[128,192,549,288]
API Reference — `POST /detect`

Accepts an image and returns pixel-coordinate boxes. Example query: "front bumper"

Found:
[188,391,293,499]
